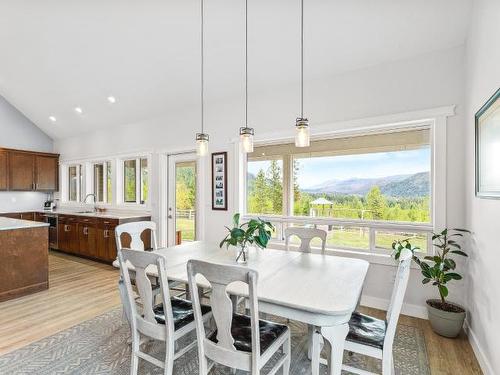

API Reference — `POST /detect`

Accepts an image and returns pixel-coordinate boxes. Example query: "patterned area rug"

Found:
[0,308,429,374]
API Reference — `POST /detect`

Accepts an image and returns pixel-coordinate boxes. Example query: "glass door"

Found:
[167,153,197,246]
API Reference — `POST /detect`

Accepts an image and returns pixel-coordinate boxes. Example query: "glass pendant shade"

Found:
[295,117,310,147]
[196,133,209,157]
[239,127,254,153]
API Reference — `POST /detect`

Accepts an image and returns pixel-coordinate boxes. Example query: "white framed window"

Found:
[92,161,112,203]
[121,157,149,205]
[67,164,83,202]
[244,126,434,255]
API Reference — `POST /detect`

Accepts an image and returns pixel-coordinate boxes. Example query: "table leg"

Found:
[310,328,322,375]
[320,323,349,375]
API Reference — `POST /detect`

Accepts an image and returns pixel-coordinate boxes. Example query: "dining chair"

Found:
[115,221,185,323]
[187,259,291,375]
[312,248,413,375]
[284,226,327,253]
[118,248,212,375]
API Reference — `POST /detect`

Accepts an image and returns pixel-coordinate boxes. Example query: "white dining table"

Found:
[136,241,369,375]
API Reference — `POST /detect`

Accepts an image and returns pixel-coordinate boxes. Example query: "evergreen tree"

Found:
[366,186,387,220]
[267,160,283,214]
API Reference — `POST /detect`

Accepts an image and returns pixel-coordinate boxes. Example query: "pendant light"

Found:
[196,0,209,157]
[295,0,310,148]
[239,0,255,153]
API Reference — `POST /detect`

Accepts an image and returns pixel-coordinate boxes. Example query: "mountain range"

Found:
[304,172,430,198]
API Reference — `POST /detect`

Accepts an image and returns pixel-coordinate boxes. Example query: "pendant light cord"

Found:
[201,0,205,134]
[245,0,248,127]
[300,0,304,119]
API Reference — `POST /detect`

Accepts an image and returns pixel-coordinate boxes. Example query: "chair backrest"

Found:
[115,221,158,252]
[384,248,413,347]
[187,260,260,371]
[118,248,173,341]
[284,227,327,253]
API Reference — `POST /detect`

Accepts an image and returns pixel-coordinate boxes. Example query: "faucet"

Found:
[83,193,98,212]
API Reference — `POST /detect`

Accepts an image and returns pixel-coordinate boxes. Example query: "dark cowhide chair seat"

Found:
[208,313,288,354]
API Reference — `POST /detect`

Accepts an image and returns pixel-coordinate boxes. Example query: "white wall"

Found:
[464,0,500,373]
[0,95,54,212]
[55,45,466,317]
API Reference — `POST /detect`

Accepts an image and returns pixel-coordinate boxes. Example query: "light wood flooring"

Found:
[0,251,482,374]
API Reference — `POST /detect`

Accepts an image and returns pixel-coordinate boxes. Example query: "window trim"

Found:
[236,110,451,258]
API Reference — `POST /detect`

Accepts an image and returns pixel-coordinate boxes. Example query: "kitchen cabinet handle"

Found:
[83,227,88,235]
[65,225,70,232]
[104,229,108,238]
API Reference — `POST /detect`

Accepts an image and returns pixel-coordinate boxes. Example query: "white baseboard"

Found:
[360,295,428,319]
[464,321,495,375]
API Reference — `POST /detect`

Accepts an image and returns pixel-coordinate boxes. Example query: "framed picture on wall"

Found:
[476,87,500,198]
[212,152,228,210]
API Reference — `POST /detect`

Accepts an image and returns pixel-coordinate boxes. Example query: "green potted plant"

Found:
[220,213,274,263]
[392,228,470,338]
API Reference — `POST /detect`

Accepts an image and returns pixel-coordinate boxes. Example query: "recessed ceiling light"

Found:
[49,116,57,122]
[107,96,116,104]
[74,107,83,114]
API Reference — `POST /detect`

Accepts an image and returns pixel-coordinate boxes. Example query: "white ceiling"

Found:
[0,0,471,140]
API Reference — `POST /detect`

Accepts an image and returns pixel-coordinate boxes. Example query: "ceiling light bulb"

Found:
[196,133,209,157]
[239,127,254,153]
[107,96,116,104]
[295,117,310,147]
[74,107,83,114]
[49,116,57,122]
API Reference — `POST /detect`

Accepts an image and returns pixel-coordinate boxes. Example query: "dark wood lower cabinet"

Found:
[56,215,151,264]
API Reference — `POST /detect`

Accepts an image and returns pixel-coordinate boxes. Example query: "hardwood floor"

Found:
[0,251,483,374]
[0,251,121,356]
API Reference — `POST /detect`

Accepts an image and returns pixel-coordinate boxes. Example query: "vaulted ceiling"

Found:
[0,0,471,140]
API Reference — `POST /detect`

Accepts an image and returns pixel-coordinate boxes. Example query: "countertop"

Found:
[0,217,49,231]
[35,209,151,220]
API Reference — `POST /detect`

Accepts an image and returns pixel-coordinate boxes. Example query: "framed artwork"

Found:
[476,88,500,198]
[212,152,228,210]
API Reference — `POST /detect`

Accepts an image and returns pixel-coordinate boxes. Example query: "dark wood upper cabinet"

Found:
[1,148,59,192]
[35,155,58,191]
[8,152,35,191]
[0,151,7,190]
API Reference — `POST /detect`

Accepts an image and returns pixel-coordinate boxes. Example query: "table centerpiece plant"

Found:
[219,213,274,263]
[392,228,470,338]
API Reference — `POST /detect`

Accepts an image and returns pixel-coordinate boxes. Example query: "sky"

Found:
[248,147,431,189]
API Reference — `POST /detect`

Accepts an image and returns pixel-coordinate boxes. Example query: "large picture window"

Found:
[245,127,432,254]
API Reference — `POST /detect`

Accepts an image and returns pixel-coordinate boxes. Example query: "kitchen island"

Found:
[0,217,49,302]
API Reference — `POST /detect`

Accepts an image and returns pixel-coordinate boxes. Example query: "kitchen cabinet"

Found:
[78,217,97,258]
[8,152,35,191]
[58,215,78,254]
[34,212,47,222]
[19,212,35,221]
[54,214,150,263]
[0,151,7,190]
[35,155,58,191]
[0,148,59,192]
[96,219,118,262]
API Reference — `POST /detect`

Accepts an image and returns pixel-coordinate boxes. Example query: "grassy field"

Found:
[176,218,195,242]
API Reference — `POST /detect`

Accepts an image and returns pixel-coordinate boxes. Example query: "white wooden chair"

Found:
[284,226,327,253]
[187,260,291,375]
[114,221,185,323]
[118,248,212,375]
[313,248,413,375]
